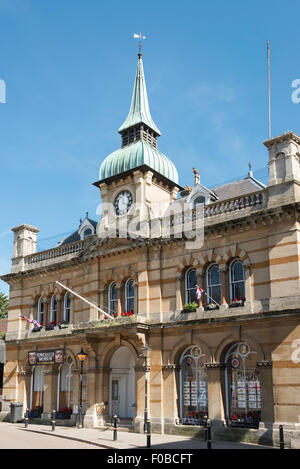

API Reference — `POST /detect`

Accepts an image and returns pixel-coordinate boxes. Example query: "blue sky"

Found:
[1,0,300,295]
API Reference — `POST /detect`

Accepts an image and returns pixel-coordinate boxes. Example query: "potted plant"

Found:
[204,303,219,311]
[58,320,69,329]
[57,407,72,419]
[182,302,198,313]
[29,405,43,418]
[229,297,245,308]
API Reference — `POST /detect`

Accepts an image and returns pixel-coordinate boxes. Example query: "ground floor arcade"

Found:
[1,312,300,446]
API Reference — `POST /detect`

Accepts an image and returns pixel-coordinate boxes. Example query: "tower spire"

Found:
[118,51,161,136]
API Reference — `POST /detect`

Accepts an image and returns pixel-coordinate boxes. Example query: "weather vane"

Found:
[133,32,146,54]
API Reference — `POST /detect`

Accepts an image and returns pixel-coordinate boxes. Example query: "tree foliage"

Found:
[0,291,8,319]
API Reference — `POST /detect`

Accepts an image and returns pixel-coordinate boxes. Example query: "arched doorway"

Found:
[109,346,135,419]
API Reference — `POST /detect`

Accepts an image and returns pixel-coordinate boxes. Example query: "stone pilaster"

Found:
[257,361,274,426]
[205,363,226,426]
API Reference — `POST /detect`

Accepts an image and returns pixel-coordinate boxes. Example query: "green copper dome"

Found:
[99,140,179,184]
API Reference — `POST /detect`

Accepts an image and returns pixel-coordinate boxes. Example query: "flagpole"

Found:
[196,285,220,306]
[55,281,114,319]
[203,290,220,306]
[267,41,271,139]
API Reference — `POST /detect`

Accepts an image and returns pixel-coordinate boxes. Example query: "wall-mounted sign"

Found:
[28,349,64,365]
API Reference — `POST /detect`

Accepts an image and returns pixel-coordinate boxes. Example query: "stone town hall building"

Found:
[1,50,300,447]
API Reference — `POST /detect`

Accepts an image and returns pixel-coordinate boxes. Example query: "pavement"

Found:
[9,422,275,450]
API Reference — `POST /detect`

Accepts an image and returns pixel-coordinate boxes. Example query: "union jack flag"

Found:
[19,315,43,328]
[196,285,204,300]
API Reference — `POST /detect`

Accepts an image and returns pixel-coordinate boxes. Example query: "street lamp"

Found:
[77,347,88,428]
[140,344,151,433]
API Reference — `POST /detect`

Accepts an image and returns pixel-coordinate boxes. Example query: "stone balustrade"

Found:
[25,239,85,265]
[24,190,266,267]
[203,189,266,218]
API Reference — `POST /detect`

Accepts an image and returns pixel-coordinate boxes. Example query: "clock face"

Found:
[114,190,133,216]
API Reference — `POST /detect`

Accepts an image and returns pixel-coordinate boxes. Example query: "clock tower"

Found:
[94,52,182,238]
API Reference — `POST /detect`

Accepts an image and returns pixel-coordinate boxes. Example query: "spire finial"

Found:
[248,161,253,178]
[193,167,200,185]
[133,32,146,56]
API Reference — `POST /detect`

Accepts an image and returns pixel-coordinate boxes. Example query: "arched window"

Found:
[108,282,118,316]
[229,260,245,301]
[180,346,208,425]
[50,295,57,323]
[125,279,135,313]
[206,264,222,304]
[63,292,71,323]
[57,362,73,414]
[83,228,92,239]
[185,268,197,303]
[224,342,261,428]
[193,196,205,208]
[37,297,44,325]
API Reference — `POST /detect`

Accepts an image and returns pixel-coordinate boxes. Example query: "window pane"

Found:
[126,280,134,298]
[232,261,244,282]
[111,284,118,300]
[231,282,245,300]
[208,265,220,286]
[187,269,197,289]
[64,293,71,322]
[209,285,221,304]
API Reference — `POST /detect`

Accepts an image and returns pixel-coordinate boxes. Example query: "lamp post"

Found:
[77,347,88,428]
[140,344,151,433]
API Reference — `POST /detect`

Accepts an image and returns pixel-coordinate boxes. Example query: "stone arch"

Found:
[99,338,141,369]
[169,336,213,365]
[222,245,251,268]
[214,333,265,364]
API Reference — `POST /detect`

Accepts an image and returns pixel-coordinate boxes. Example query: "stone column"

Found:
[206,363,226,427]
[134,281,138,315]
[220,267,228,305]
[244,264,252,301]
[84,361,98,428]
[257,361,274,426]
[56,296,62,325]
[162,365,179,426]
[43,299,49,326]
[175,275,182,311]
[99,288,105,320]
[94,367,111,426]
[117,283,122,317]
[134,365,148,433]
[196,270,205,308]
